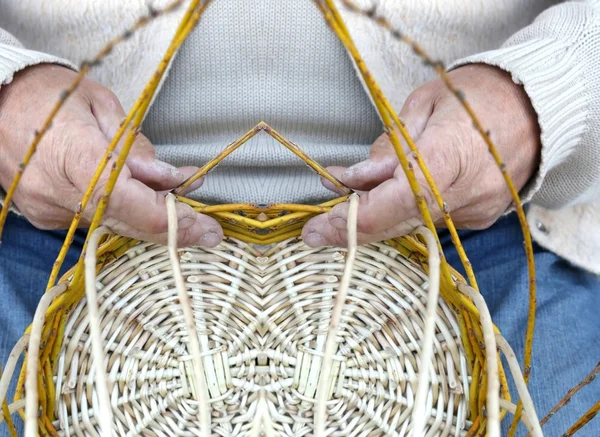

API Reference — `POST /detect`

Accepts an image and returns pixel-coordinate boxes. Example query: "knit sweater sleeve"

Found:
[449,0,600,210]
[0,29,75,87]
[0,27,76,211]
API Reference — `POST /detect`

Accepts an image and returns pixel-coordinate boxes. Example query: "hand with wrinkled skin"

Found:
[302,65,541,247]
[0,64,223,247]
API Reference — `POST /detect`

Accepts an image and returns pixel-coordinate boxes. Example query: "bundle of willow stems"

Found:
[0,0,597,436]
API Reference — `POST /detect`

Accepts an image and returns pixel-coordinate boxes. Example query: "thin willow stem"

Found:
[561,401,600,437]
[532,361,600,434]
[166,193,210,437]
[24,283,67,437]
[173,121,351,196]
[411,226,441,437]
[70,0,211,292]
[0,335,29,409]
[459,284,500,437]
[499,399,535,436]
[314,193,359,436]
[0,0,186,244]
[84,226,113,437]
[495,335,542,437]
[0,400,26,426]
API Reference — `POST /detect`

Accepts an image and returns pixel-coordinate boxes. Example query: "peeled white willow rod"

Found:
[0,335,29,408]
[458,283,500,437]
[0,400,26,425]
[166,193,210,437]
[314,193,359,436]
[410,226,441,437]
[499,398,535,435]
[495,334,543,437]
[24,282,67,437]
[249,390,276,437]
[84,226,113,437]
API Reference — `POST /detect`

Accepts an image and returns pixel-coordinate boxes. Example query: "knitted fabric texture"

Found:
[143,0,382,205]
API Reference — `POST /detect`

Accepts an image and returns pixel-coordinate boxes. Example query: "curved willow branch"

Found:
[315,193,359,435]
[0,0,186,246]
[337,2,536,432]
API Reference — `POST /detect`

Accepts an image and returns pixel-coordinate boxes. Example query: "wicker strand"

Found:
[0,400,26,426]
[24,283,67,437]
[315,193,359,436]
[0,335,29,410]
[495,335,542,437]
[499,399,535,436]
[166,193,211,436]
[249,391,277,437]
[84,226,114,436]
[411,226,441,437]
[458,284,500,437]
[338,4,537,432]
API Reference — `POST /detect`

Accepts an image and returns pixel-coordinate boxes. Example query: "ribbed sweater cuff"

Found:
[0,43,77,215]
[449,37,588,204]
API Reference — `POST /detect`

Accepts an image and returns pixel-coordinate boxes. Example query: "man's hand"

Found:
[302,65,541,247]
[0,65,223,247]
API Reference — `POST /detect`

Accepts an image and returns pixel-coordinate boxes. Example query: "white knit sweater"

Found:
[0,0,599,274]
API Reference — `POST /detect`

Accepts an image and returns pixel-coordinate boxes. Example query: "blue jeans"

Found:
[0,212,598,436]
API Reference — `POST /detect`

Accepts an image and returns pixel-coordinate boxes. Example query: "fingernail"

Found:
[304,231,326,247]
[199,231,221,247]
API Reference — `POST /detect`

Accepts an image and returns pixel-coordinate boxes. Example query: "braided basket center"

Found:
[53,238,471,436]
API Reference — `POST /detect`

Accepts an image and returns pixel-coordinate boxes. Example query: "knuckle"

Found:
[97,88,121,110]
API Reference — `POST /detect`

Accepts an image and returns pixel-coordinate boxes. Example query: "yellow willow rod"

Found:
[174,121,352,196]
[338,3,537,433]
[173,123,264,194]
[45,107,139,289]
[266,125,352,195]
[69,2,212,292]
[316,1,452,289]
[0,366,17,437]
[319,6,483,403]
[0,0,187,243]
[318,0,491,416]
[46,1,209,289]
[337,2,480,293]
[561,401,600,437]
[180,196,349,214]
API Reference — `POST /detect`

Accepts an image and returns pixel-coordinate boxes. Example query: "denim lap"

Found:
[0,212,598,436]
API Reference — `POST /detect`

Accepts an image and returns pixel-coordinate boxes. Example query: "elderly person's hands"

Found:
[302,65,541,247]
[0,65,223,247]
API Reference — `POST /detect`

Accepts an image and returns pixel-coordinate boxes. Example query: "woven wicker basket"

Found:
[6,0,598,436]
[2,122,521,437]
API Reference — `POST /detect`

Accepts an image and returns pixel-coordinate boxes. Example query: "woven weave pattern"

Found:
[54,239,469,436]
